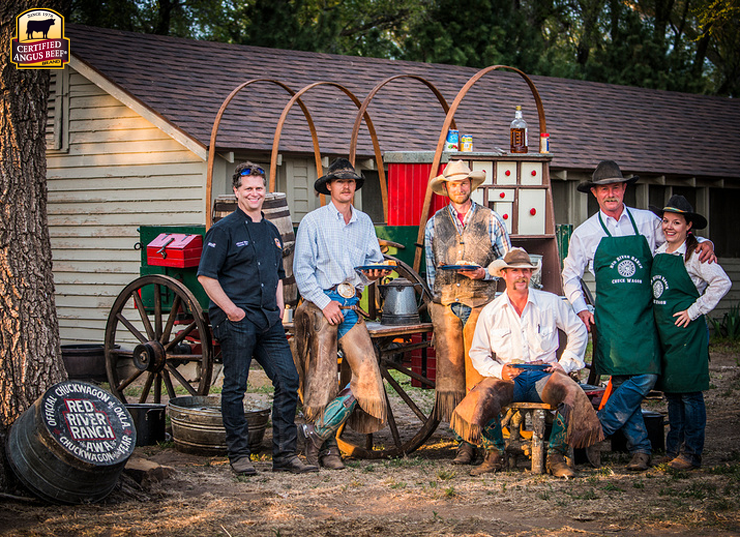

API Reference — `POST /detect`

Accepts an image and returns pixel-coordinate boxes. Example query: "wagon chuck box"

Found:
[146,233,203,268]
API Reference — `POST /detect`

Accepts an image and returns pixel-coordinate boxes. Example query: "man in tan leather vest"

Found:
[423,160,511,464]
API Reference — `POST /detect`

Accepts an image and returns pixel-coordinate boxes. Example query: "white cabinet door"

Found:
[520,162,543,185]
[495,161,517,185]
[472,161,494,186]
[518,189,546,235]
[493,202,513,234]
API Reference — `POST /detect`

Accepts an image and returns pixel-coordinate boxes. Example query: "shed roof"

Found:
[66,24,740,180]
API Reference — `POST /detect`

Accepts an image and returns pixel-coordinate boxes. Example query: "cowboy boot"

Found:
[470,450,505,476]
[319,437,345,470]
[626,452,652,472]
[452,442,476,465]
[546,452,575,478]
[298,423,323,467]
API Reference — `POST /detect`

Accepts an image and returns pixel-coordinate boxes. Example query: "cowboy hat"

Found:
[488,247,541,278]
[430,160,486,196]
[314,158,364,195]
[649,194,707,230]
[576,160,639,193]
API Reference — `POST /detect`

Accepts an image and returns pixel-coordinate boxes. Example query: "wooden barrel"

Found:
[212,193,297,306]
[169,395,269,455]
[6,381,136,504]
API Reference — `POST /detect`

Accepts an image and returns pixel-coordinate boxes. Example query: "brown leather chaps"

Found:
[291,300,386,434]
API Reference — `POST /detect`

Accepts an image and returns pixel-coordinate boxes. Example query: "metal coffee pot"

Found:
[379,278,420,325]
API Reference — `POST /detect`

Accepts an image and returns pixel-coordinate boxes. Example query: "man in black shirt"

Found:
[198,162,317,476]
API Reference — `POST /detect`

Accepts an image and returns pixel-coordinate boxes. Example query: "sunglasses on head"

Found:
[240,166,265,176]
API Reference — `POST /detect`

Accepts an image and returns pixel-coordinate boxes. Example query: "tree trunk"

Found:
[0,0,68,492]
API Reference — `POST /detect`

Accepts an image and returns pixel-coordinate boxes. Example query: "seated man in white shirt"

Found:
[450,248,603,478]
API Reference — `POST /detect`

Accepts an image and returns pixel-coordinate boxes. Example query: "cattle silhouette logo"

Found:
[11,9,70,69]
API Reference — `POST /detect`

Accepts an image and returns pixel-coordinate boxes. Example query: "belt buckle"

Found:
[337,283,355,299]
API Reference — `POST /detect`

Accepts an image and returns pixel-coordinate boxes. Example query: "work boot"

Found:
[547,452,575,478]
[230,456,257,476]
[654,453,678,465]
[626,452,651,472]
[272,454,319,474]
[452,442,476,465]
[667,455,700,471]
[320,445,346,470]
[298,423,322,467]
[586,445,601,468]
[470,450,504,476]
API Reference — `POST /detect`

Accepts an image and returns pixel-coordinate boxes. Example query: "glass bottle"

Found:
[510,105,528,154]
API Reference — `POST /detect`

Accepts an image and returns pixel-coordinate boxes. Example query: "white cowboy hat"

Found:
[488,247,541,278]
[430,160,486,196]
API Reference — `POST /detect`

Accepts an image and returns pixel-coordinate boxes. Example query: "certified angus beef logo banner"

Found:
[10,9,70,69]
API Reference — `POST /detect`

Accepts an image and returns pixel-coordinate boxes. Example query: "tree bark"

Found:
[1,0,68,491]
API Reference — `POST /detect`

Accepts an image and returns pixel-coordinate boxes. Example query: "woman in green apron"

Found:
[650,195,731,470]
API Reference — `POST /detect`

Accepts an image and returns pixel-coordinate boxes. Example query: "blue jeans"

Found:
[665,392,705,466]
[598,374,658,455]
[213,316,299,462]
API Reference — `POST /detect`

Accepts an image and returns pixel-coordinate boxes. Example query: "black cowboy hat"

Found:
[649,194,707,230]
[314,158,364,195]
[576,160,639,193]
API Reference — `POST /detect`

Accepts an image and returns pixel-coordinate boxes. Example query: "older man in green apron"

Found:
[561,160,715,471]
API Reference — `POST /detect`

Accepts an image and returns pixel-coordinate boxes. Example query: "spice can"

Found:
[539,133,550,153]
[445,129,459,151]
[460,134,473,152]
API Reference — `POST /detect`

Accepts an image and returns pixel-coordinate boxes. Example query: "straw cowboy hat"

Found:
[430,160,486,196]
[576,160,639,193]
[314,158,365,195]
[649,194,707,230]
[488,247,541,278]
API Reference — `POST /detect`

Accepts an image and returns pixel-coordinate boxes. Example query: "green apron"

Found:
[593,209,661,376]
[651,252,709,393]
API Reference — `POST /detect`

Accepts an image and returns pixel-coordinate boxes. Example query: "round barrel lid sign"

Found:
[43,381,136,465]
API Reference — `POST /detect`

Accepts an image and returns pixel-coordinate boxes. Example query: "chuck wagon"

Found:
[103,66,583,459]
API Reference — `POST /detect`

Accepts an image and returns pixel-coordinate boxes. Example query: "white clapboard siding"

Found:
[47,69,207,346]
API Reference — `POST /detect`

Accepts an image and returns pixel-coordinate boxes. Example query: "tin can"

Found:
[445,129,459,151]
[539,133,550,153]
[460,134,473,152]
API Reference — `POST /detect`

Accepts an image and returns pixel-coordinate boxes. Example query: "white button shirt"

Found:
[561,206,663,314]
[469,289,588,379]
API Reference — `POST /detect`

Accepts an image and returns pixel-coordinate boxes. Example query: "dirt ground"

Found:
[1,349,739,537]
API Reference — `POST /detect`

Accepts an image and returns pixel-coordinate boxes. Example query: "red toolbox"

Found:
[146,233,203,268]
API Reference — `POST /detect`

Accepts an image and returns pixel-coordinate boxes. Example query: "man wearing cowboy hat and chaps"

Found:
[450,248,602,477]
[561,160,715,472]
[424,160,511,464]
[293,158,391,470]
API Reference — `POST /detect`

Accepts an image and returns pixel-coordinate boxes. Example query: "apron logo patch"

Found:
[274,237,282,249]
[236,240,249,247]
[609,255,643,285]
[651,275,669,303]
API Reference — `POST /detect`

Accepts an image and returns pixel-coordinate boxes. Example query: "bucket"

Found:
[125,403,167,446]
[610,409,666,453]
[6,381,136,504]
[61,344,108,382]
[213,192,296,306]
[168,395,270,455]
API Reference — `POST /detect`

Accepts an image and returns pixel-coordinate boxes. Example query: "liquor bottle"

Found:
[510,105,528,154]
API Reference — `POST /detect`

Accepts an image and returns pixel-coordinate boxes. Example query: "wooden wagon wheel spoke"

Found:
[161,369,178,400]
[115,368,144,394]
[382,383,403,449]
[132,289,156,341]
[154,283,163,340]
[160,295,181,345]
[105,275,213,404]
[383,360,435,389]
[138,372,155,404]
[165,363,199,396]
[381,365,428,423]
[164,321,197,351]
[115,313,148,344]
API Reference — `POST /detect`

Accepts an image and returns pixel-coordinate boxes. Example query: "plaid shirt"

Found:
[424,201,510,289]
[294,202,383,310]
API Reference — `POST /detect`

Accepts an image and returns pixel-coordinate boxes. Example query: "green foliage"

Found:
[710,303,740,340]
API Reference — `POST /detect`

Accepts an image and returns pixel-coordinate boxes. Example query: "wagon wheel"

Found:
[336,255,439,458]
[104,274,213,404]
